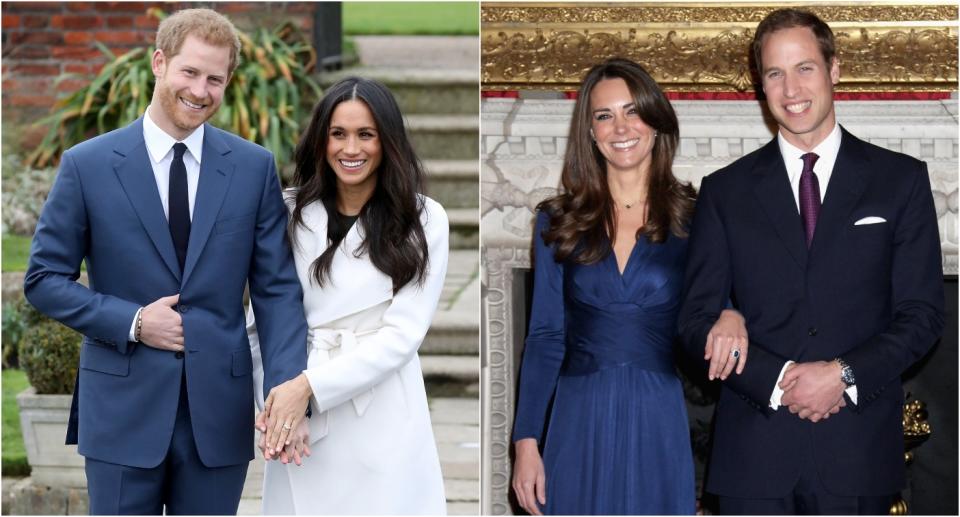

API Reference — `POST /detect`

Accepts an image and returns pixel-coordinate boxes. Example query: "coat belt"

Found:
[308,327,378,416]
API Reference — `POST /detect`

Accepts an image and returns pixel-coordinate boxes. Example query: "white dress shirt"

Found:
[129,106,204,341]
[768,122,858,409]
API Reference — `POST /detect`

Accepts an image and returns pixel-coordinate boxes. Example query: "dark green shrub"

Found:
[2,298,46,369]
[19,319,81,395]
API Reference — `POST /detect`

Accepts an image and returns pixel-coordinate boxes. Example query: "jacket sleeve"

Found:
[840,162,945,411]
[246,154,308,397]
[302,201,450,412]
[678,174,787,413]
[512,210,566,443]
[24,149,140,353]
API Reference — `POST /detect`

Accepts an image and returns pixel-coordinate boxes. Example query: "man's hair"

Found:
[752,8,836,74]
[155,8,242,75]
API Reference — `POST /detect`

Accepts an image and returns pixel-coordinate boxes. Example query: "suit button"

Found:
[175,351,184,359]
[808,327,818,336]
[178,304,189,313]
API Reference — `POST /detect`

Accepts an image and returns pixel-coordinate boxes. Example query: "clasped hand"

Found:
[779,361,846,423]
[255,373,313,464]
[705,309,750,381]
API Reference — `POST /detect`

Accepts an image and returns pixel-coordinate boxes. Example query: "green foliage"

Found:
[19,318,81,395]
[2,368,31,477]
[27,14,322,172]
[2,298,45,369]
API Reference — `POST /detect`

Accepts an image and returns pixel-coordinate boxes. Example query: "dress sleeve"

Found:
[512,210,566,443]
[302,200,450,412]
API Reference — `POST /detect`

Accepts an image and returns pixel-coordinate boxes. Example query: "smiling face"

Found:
[326,99,382,198]
[760,26,840,151]
[589,77,657,176]
[150,34,230,140]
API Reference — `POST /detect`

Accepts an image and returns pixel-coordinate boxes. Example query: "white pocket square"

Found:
[854,216,886,226]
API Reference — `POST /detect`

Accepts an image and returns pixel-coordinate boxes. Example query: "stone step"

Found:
[407,114,478,161]
[351,36,479,71]
[318,67,479,115]
[447,207,479,249]
[424,310,478,355]
[420,355,478,383]
[424,159,478,209]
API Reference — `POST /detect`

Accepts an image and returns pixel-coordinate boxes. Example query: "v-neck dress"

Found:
[513,210,695,515]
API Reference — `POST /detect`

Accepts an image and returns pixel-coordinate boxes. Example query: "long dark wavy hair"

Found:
[538,58,696,264]
[290,77,428,294]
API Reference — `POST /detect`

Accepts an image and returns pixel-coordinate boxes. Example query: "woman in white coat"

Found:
[246,77,448,514]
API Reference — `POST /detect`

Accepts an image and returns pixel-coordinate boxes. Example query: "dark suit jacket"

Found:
[24,118,308,469]
[678,126,944,497]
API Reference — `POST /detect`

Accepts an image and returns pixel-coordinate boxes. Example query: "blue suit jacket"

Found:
[678,127,945,497]
[24,118,308,469]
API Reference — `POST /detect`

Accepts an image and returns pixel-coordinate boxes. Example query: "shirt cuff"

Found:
[128,307,143,342]
[845,385,858,405]
[769,360,795,410]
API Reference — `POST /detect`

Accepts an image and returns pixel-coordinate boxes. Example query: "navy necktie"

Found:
[799,152,821,248]
[169,143,190,273]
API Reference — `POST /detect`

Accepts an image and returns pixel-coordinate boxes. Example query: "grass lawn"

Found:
[344,2,478,35]
[2,369,31,477]
[2,234,31,273]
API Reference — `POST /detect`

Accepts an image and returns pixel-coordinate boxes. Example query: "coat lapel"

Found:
[808,127,868,256]
[751,139,808,270]
[112,118,181,281]
[181,125,234,287]
[296,203,393,325]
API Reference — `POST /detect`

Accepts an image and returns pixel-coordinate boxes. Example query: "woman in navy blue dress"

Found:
[511,59,749,515]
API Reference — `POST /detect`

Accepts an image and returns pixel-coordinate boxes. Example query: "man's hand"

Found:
[256,373,312,456]
[259,418,311,465]
[512,438,546,516]
[139,294,184,351]
[779,361,846,422]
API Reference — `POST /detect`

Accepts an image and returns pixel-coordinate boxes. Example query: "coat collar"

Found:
[294,201,393,325]
[111,118,235,285]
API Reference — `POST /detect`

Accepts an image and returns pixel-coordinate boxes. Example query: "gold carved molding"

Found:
[481,2,959,92]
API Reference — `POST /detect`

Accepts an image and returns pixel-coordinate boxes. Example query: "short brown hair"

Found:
[156,8,242,75]
[752,8,836,74]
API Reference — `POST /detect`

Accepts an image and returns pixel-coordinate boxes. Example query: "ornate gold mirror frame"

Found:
[481,2,958,92]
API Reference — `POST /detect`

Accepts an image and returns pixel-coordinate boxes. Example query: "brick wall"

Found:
[1,2,316,128]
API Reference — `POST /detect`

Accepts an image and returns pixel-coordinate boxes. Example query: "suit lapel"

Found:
[751,139,808,270]
[181,125,234,287]
[809,127,868,256]
[112,118,181,281]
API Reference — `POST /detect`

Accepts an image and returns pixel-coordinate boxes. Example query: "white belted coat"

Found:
[247,194,448,514]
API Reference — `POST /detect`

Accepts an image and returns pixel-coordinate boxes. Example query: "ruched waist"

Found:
[560,300,676,377]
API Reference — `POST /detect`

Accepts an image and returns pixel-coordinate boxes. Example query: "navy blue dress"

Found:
[513,211,695,515]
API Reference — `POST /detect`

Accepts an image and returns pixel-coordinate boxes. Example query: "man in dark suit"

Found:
[24,8,310,514]
[678,8,945,515]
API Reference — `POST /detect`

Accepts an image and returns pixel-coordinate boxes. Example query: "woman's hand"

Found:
[512,438,546,515]
[256,373,313,456]
[705,309,749,380]
[258,416,311,464]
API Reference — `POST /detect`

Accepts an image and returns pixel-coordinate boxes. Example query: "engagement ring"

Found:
[282,423,292,430]
[731,348,741,359]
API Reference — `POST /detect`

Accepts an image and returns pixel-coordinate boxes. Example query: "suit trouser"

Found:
[85,371,248,515]
[716,432,896,515]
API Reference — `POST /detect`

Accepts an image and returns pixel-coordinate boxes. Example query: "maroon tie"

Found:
[799,152,821,248]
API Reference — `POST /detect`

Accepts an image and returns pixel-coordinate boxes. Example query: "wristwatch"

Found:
[835,357,856,387]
